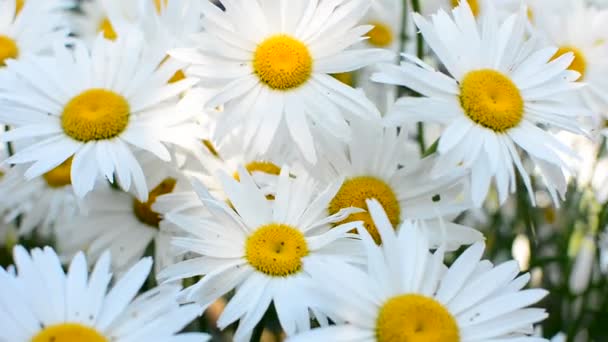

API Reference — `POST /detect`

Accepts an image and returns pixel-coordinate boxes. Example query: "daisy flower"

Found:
[0,30,198,201]
[372,2,589,206]
[290,199,550,342]
[57,154,192,273]
[0,161,79,238]
[0,245,209,341]
[158,166,364,341]
[309,119,482,248]
[75,0,140,41]
[174,0,393,163]
[0,0,70,67]
[532,1,608,115]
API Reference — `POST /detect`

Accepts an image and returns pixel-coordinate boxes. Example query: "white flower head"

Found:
[0,245,209,341]
[373,1,589,207]
[174,0,394,163]
[290,199,549,342]
[0,30,199,201]
[309,118,482,249]
[158,166,365,341]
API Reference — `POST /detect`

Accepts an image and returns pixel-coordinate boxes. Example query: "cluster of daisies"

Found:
[0,0,607,340]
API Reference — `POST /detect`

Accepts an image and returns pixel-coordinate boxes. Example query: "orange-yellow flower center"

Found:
[459,69,524,132]
[98,18,117,40]
[15,0,25,16]
[376,294,460,342]
[61,89,130,142]
[451,0,479,16]
[366,22,393,47]
[253,35,313,90]
[0,35,19,66]
[328,176,400,244]
[234,161,281,181]
[551,46,586,80]
[133,178,177,228]
[43,157,73,188]
[245,223,308,277]
[31,323,108,342]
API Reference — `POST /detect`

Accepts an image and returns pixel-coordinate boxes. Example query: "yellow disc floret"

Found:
[234,161,281,181]
[376,294,460,342]
[551,46,586,80]
[459,69,524,132]
[154,0,168,12]
[61,89,130,142]
[98,18,117,40]
[328,176,400,244]
[43,157,73,188]
[133,178,177,228]
[15,0,25,15]
[31,323,108,342]
[0,35,18,66]
[451,0,479,16]
[253,35,313,90]
[245,223,309,277]
[366,22,393,48]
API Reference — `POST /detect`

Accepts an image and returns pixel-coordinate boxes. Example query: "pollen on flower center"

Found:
[245,223,309,277]
[367,22,393,47]
[328,176,401,244]
[459,69,524,132]
[253,35,313,91]
[61,89,130,142]
[98,17,117,40]
[43,157,73,188]
[376,294,459,342]
[451,0,479,16]
[551,46,586,80]
[233,161,281,181]
[0,35,19,67]
[31,323,108,342]
[133,178,177,228]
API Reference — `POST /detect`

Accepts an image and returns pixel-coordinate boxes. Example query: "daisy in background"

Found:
[0,0,71,67]
[0,30,198,201]
[57,153,192,273]
[0,245,209,341]
[532,0,608,117]
[173,0,393,163]
[308,119,482,248]
[352,0,403,113]
[74,0,141,41]
[372,2,589,207]
[158,166,365,341]
[290,199,549,342]
[0,162,80,238]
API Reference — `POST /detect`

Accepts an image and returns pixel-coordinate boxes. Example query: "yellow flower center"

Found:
[98,18,117,40]
[233,161,281,181]
[0,35,19,67]
[168,70,185,83]
[451,0,479,16]
[154,0,167,12]
[366,22,393,47]
[31,323,108,342]
[15,0,25,16]
[133,178,177,228]
[551,46,586,80]
[245,223,309,277]
[376,294,460,342]
[253,35,313,90]
[43,157,73,188]
[459,69,524,132]
[328,176,400,244]
[332,72,355,86]
[61,89,130,142]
